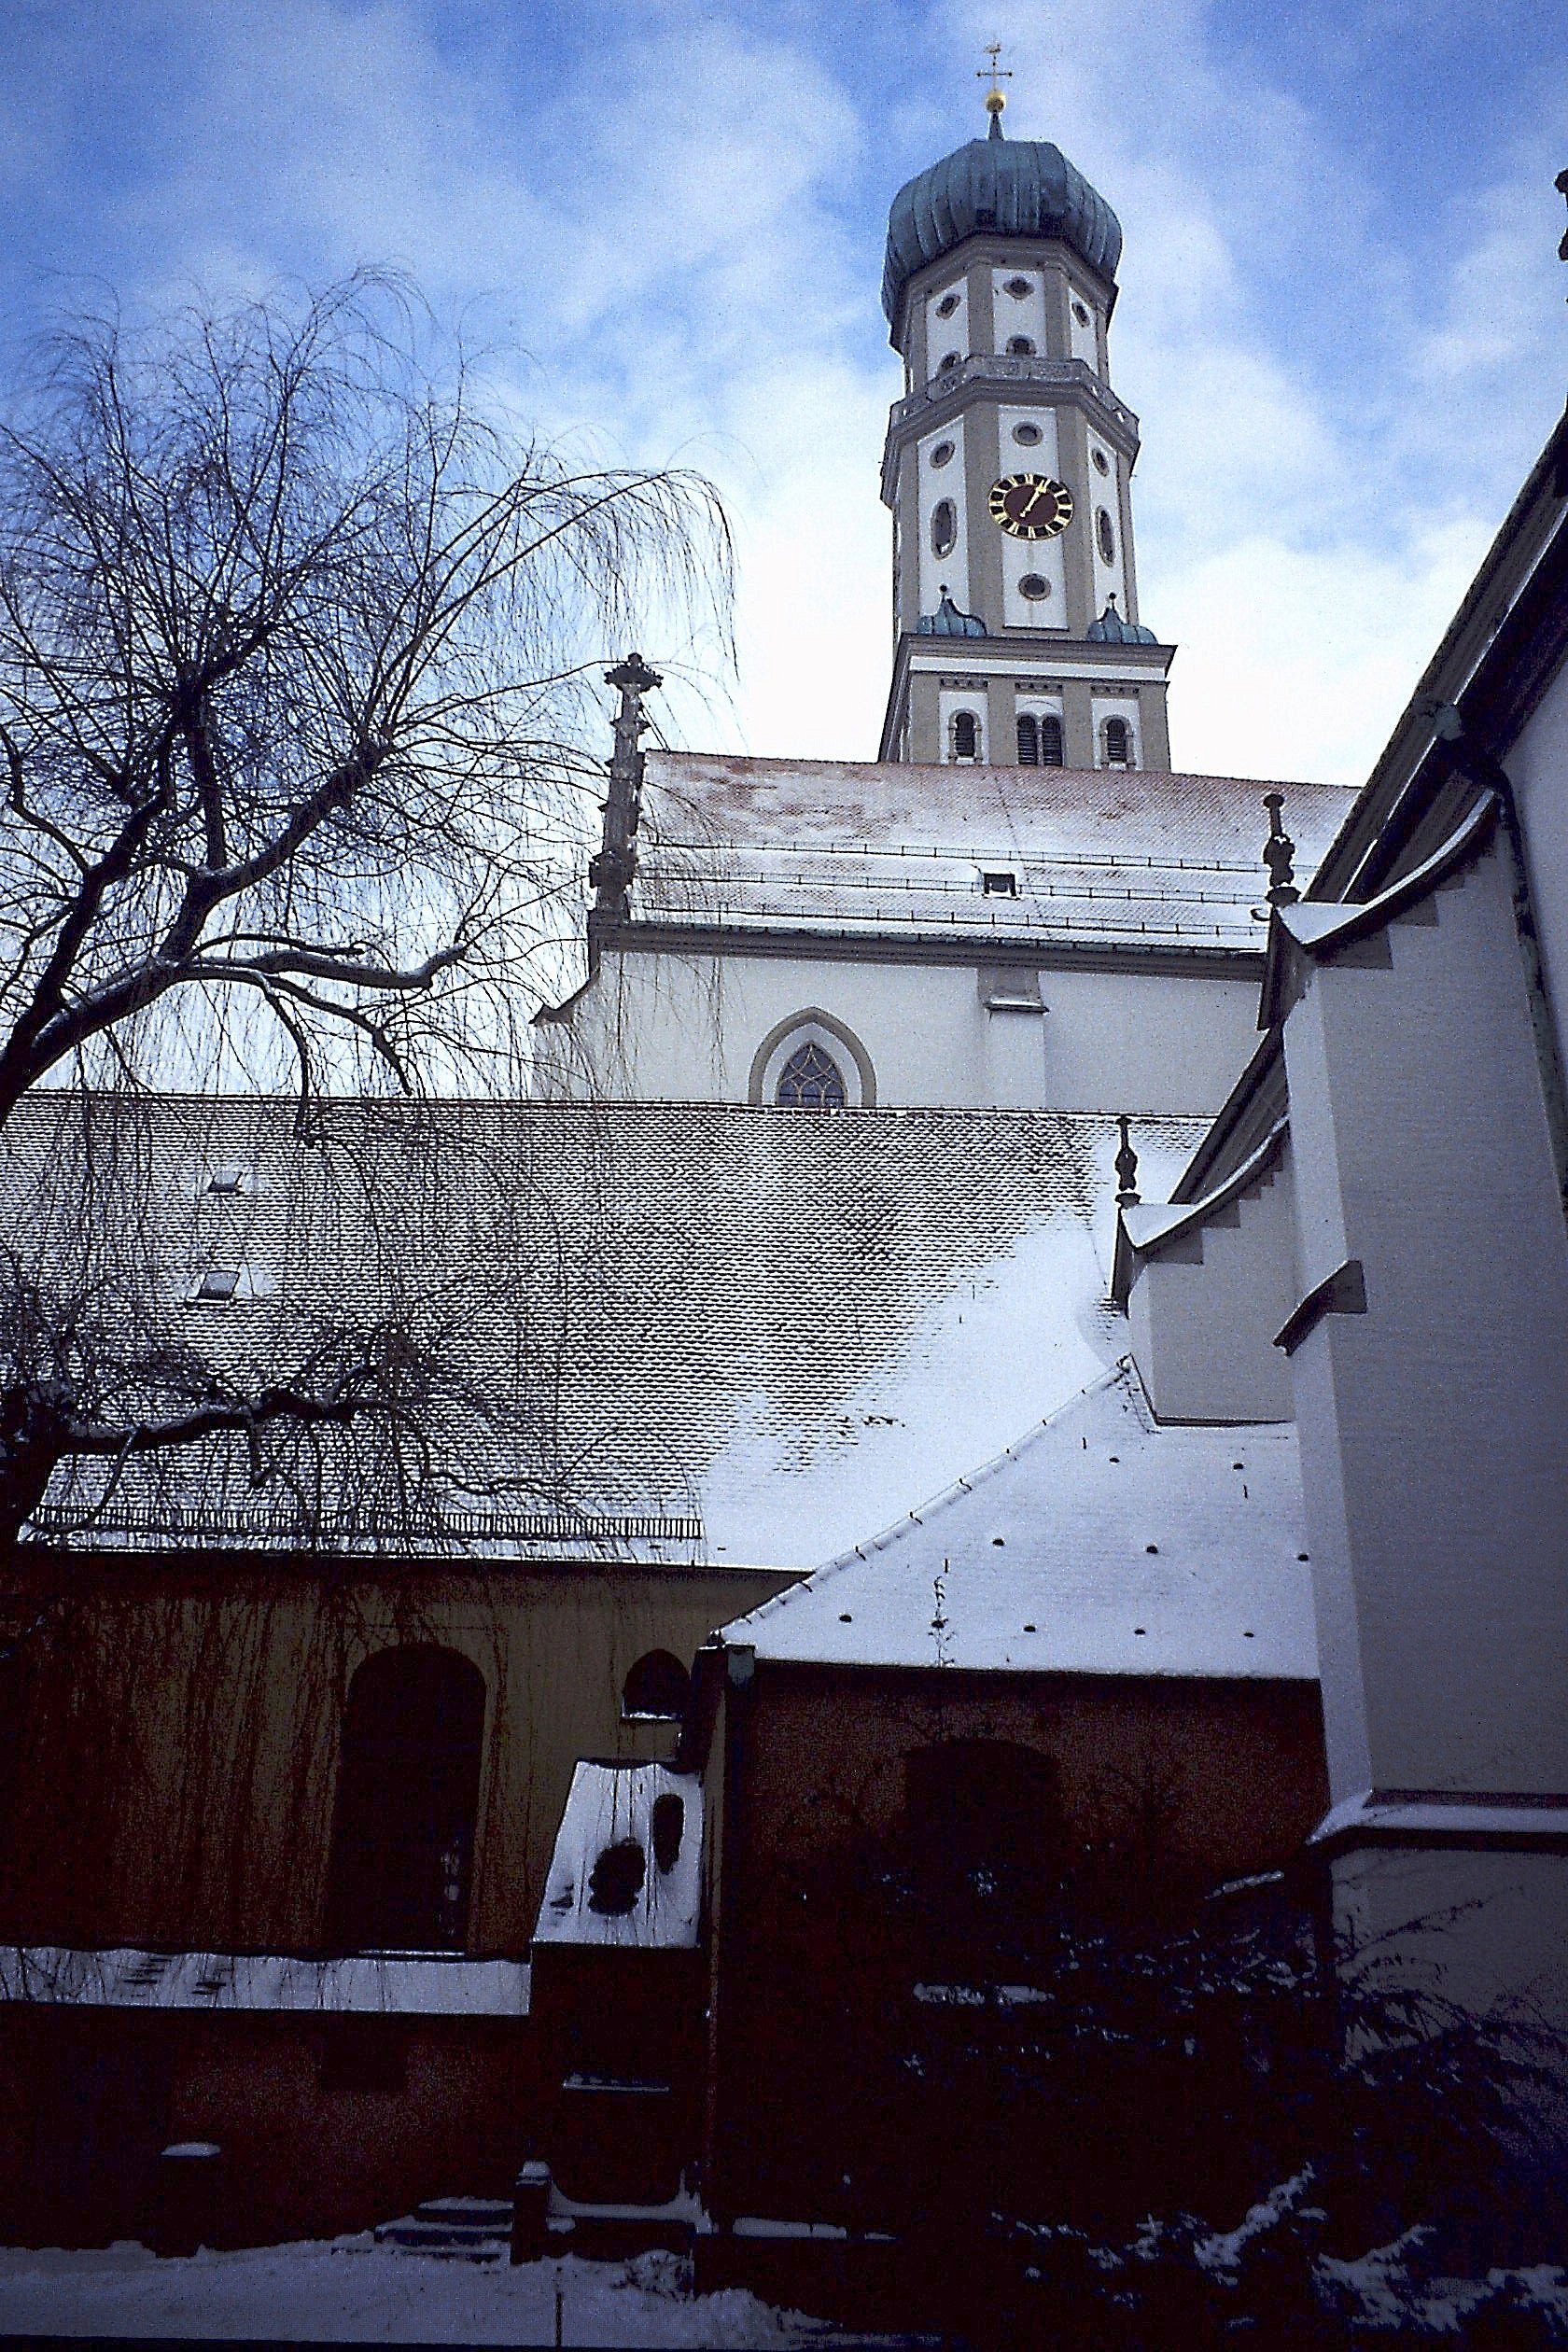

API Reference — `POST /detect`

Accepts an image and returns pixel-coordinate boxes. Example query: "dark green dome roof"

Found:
[882,125,1122,332]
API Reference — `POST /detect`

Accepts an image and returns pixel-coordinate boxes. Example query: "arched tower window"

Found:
[1097,508,1117,564]
[1102,716,1134,768]
[1041,714,1065,767]
[951,709,979,762]
[930,499,957,559]
[776,1043,847,1111]
[1016,713,1039,767]
[622,1650,692,1722]
[325,1645,485,1953]
[1005,335,1036,357]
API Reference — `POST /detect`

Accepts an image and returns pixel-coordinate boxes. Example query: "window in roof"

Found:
[1016,714,1039,767]
[776,1043,847,1111]
[981,869,1018,898]
[205,1169,246,1196]
[622,1649,691,1722]
[950,708,979,762]
[930,499,957,559]
[325,1645,485,1954]
[1006,335,1036,357]
[194,1267,241,1302]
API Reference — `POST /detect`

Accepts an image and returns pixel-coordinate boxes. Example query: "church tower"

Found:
[878,79,1174,773]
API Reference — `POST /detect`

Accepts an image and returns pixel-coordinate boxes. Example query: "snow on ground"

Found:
[0,2239,832,2345]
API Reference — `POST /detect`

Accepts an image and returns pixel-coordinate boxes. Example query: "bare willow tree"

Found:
[0,271,728,1543]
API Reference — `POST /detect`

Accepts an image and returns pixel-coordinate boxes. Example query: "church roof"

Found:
[631,754,1358,959]
[883,131,1123,331]
[8,1094,1208,1573]
[724,1360,1316,1681]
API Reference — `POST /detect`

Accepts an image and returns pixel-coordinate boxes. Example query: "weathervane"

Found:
[978,40,1012,132]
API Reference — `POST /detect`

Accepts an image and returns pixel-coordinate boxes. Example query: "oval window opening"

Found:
[937,350,961,373]
[931,499,958,559]
[1012,422,1043,448]
[1097,508,1116,564]
[1092,448,1110,476]
[935,289,960,318]
[1018,573,1050,600]
[1006,336,1035,357]
[930,440,955,468]
[1004,275,1031,300]
[1072,300,1091,326]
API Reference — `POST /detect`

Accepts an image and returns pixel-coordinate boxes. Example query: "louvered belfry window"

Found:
[776,1043,847,1111]
[1016,713,1040,766]
[951,709,979,761]
[1041,714,1065,766]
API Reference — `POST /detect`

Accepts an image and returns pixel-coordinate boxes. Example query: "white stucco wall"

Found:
[539,946,1265,1117]
[1127,1152,1298,1425]
[1507,658,1568,1083]
[1281,842,1568,1802]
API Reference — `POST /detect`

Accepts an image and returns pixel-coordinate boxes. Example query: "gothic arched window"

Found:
[930,499,957,559]
[622,1650,691,1722]
[1103,716,1134,768]
[776,1043,847,1111]
[1041,714,1065,767]
[325,1645,485,1953]
[951,709,979,762]
[1016,713,1039,767]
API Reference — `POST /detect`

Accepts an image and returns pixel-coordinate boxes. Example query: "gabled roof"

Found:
[723,1360,1316,1680]
[627,754,1357,960]
[7,1095,1208,1570]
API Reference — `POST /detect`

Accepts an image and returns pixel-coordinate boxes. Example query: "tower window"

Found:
[951,709,980,762]
[1004,275,1032,299]
[1018,573,1051,600]
[1092,447,1110,475]
[1072,300,1091,326]
[931,499,958,559]
[1012,421,1043,447]
[1006,336,1036,357]
[1041,714,1065,766]
[935,289,960,318]
[930,440,955,468]
[1016,715,1039,766]
[776,1043,847,1111]
[1097,508,1116,564]
[1103,717,1134,768]
[937,350,961,373]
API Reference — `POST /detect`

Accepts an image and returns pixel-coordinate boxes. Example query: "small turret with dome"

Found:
[878,51,1174,776]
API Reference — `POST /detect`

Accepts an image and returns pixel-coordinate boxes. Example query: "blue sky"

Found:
[2,0,1564,782]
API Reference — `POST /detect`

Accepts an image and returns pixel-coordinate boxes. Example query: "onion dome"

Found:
[917,588,987,638]
[1087,594,1157,646]
[882,120,1123,332]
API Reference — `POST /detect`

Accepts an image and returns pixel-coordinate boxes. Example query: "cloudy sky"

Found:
[2,0,1563,785]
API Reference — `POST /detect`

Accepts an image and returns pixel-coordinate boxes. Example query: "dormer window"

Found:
[205,1169,245,1196]
[981,870,1018,898]
[194,1267,241,1302]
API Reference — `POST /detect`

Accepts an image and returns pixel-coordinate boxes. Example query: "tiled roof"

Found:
[630,755,1358,955]
[726,1360,1315,1679]
[5,1094,1208,1570]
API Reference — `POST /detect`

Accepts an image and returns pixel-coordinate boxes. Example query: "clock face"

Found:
[988,472,1074,541]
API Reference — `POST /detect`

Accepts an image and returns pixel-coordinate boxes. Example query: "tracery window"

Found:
[325,1645,485,1953]
[775,1043,847,1111]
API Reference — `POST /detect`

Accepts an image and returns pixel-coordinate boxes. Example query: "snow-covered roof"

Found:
[8,1095,1204,1570]
[533,1763,702,1950]
[631,755,1357,959]
[0,1947,530,2015]
[724,1361,1317,1680]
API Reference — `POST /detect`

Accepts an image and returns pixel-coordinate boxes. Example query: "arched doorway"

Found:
[324,1645,486,1953]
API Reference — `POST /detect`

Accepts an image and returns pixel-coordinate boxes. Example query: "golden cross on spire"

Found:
[978,39,1012,124]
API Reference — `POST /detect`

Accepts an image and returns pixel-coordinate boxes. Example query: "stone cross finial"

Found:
[1262,791,1299,908]
[1115,1114,1140,1208]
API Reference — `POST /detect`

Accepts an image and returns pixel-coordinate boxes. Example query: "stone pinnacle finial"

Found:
[1115,1114,1140,1209]
[1262,791,1299,909]
[978,39,1011,137]
[591,652,663,920]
